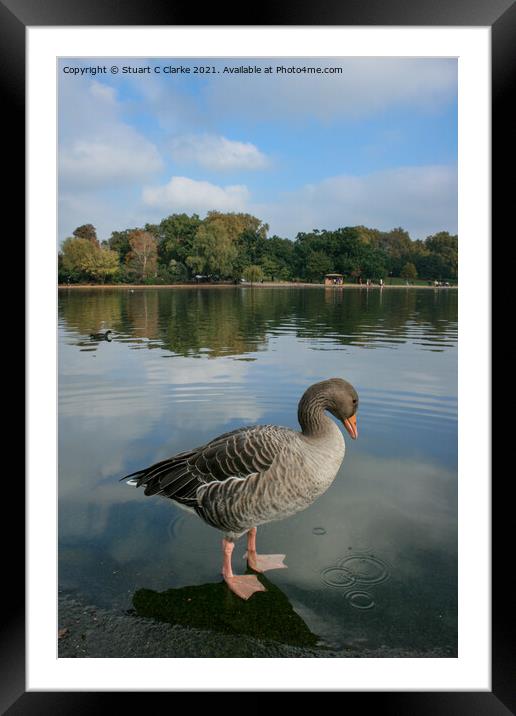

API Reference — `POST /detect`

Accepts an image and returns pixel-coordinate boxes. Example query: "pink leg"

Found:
[222,538,266,600]
[244,527,287,573]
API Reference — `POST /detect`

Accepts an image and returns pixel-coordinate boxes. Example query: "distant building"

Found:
[324,273,344,286]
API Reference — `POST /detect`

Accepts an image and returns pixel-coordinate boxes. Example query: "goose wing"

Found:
[122,425,290,507]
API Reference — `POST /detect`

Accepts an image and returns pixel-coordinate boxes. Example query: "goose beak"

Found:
[343,414,358,440]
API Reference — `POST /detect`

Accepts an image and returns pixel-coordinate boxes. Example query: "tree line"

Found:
[58,211,458,285]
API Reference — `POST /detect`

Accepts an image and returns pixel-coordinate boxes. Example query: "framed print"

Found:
[10,0,507,710]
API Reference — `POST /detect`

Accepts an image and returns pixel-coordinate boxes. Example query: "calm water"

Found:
[58,287,457,655]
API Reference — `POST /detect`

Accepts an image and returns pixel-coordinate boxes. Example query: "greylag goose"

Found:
[122,377,359,600]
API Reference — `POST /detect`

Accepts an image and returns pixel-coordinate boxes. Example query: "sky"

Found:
[58,57,457,246]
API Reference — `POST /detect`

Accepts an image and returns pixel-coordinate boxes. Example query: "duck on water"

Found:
[90,329,113,341]
[122,378,359,599]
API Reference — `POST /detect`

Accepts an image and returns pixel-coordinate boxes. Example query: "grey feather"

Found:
[121,378,359,540]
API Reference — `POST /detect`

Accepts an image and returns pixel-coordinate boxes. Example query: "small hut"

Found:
[324,273,344,286]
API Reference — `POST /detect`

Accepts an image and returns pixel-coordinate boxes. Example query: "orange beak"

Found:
[343,414,358,440]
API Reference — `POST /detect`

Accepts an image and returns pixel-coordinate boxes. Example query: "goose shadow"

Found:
[131,571,320,649]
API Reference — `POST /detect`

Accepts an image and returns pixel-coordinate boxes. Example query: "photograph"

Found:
[57,56,459,659]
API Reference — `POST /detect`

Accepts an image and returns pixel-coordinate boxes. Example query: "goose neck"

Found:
[298,393,334,437]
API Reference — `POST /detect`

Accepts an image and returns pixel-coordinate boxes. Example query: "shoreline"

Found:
[58,592,456,659]
[58,282,457,290]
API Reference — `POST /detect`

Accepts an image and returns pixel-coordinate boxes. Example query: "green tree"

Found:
[186,222,238,278]
[107,229,136,263]
[157,214,202,270]
[400,262,418,280]
[359,244,387,281]
[235,230,267,273]
[259,256,282,281]
[243,265,264,284]
[305,251,333,282]
[265,236,294,279]
[163,259,189,283]
[424,231,458,279]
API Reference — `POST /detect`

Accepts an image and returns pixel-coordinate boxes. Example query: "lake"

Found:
[58,286,457,655]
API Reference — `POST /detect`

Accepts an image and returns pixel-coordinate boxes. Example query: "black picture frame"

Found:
[9,0,506,710]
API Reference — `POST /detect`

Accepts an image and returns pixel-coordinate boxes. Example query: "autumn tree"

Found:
[126,230,158,281]
[82,247,119,282]
[61,237,96,275]
[73,224,99,246]
[60,237,119,282]
[204,211,268,243]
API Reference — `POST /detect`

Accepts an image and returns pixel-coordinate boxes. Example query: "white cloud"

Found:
[142,176,250,213]
[59,80,163,189]
[170,134,269,171]
[89,81,117,105]
[256,164,457,240]
[60,130,163,187]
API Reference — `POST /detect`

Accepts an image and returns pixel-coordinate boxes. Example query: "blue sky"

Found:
[58,58,457,245]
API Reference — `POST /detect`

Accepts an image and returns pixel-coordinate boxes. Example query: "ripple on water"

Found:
[321,566,356,589]
[167,512,187,541]
[345,591,376,610]
[338,555,390,585]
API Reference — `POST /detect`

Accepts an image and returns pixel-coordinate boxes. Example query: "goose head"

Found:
[298,378,359,439]
[325,377,359,439]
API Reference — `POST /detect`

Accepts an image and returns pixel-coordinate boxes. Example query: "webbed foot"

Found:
[244,551,287,573]
[224,574,267,599]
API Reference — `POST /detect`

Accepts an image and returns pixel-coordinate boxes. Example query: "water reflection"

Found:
[58,287,457,654]
[59,286,457,357]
